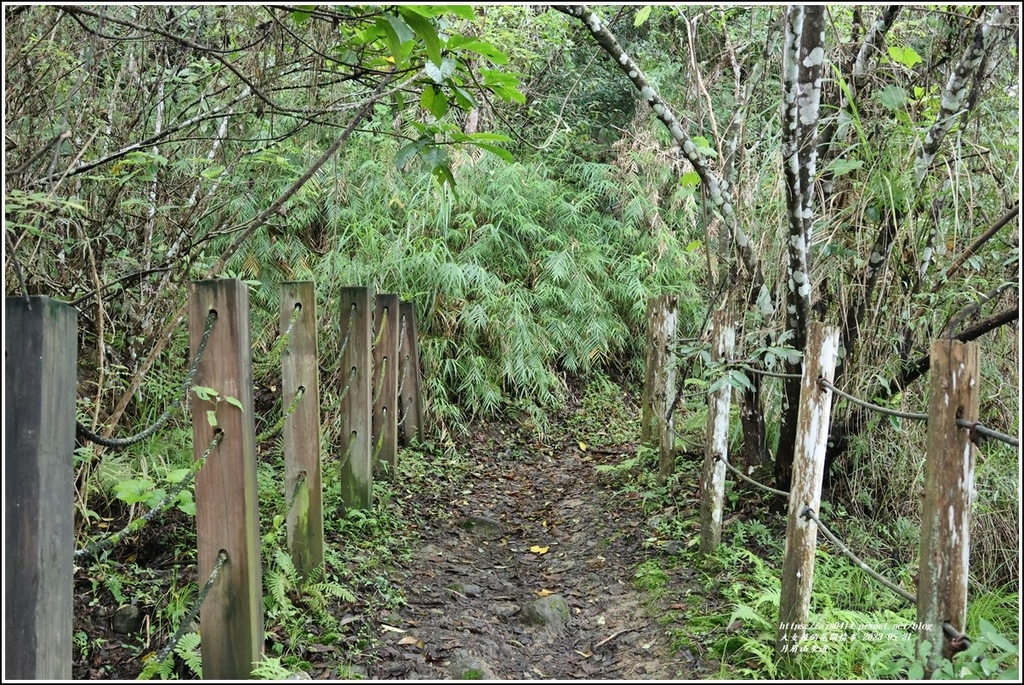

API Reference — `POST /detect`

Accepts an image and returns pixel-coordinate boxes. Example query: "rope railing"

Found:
[800,506,971,649]
[818,377,929,421]
[725,358,803,380]
[395,314,410,399]
[714,454,790,498]
[75,430,224,564]
[76,310,217,448]
[285,470,308,514]
[259,302,302,362]
[371,356,388,405]
[336,302,356,363]
[819,378,1018,447]
[955,417,1019,448]
[140,550,229,677]
[255,385,306,444]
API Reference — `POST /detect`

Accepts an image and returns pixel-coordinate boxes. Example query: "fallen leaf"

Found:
[530,545,549,555]
[380,624,407,634]
[397,636,423,647]
[535,588,555,597]
[578,441,588,451]
[574,649,592,658]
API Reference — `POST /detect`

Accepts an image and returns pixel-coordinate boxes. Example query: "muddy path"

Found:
[356,417,701,680]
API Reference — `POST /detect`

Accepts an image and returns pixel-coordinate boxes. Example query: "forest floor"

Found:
[72,378,728,680]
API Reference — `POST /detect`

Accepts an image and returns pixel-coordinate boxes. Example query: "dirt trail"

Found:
[360,420,697,680]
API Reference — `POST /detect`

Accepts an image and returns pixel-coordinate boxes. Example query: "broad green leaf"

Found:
[680,170,701,187]
[446,37,509,64]
[685,239,702,252]
[691,135,716,156]
[877,85,908,111]
[480,68,520,87]
[634,6,652,26]
[224,396,244,412]
[468,141,513,163]
[399,8,443,67]
[193,385,217,402]
[200,164,225,180]
[450,84,477,110]
[888,45,922,69]
[206,410,218,428]
[376,17,404,67]
[827,158,864,177]
[289,6,313,25]
[467,132,512,143]
[167,468,191,484]
[395,136,429,170]
[425,57,457,84]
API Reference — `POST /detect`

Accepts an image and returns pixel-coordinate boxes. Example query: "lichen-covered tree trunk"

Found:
[775,5,826,493]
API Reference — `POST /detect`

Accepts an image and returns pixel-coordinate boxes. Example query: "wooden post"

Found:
[699,310,735,554]
[189,280,263,679]
[777,323,840,653]
[398,301,425,446]
[372,294,400,476]
[918,339,979,673]
[640,295,679,482]
[4,297,76,680]
[280,282,323,581]
[339,287,373,510]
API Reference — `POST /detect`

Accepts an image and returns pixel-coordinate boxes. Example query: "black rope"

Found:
[715,454,790,498]
[77,310,217,448]
[75,431,223,563]
[955,418,1019,447]
[818,377,929,422]
[147,550,229,671]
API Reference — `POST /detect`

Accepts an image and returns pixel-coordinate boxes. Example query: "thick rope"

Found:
[77,310,217,448]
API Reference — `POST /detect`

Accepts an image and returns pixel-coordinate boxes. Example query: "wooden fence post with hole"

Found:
[4,297,76,680]
[339,287,373,509]
[398,301,425,446]
[372,294,400,476]
[640,295,679,483]
[189,280,263,679]
[699,310,735,554]
[281,282,323,581]
[776,323,840,653]
[918,339,979,674]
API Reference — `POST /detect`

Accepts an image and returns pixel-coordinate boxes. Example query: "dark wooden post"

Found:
[4,297,76,680]
[189,280,263,679]
[918,339,979,673]
[640,295,679,482]
[699,310,735,553]
[339,287,373,509]
[777,323,840,653]
[372,294,400,476]
[398,301,425,445]
[280,282,323,580]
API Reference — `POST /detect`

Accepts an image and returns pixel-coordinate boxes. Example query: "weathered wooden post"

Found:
[699,310,735,553]
[280,282,323,580]
[339,287,373,509]
[5,297,76,680]
[777,323,840,653]
[398,301,425,446]
[372,294,400,476]
[640,295,679,483]
[189,280,263,679]
[918,339,979,673]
